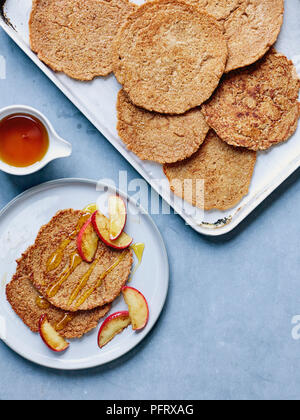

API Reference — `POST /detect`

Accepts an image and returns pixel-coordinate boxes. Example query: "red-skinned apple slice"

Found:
[92,211,133,250]
[98,311,131,348]
[122,287,149,331]
[39,314,70,352]
[77,217,99,262]
[109,195,127,241]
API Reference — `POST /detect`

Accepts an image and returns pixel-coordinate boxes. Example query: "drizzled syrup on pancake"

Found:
[54,313,74,332]
[67,253,103,306]
[73,252,126,309]
[35,295,73,332]
[33,205,125,332]
[47,252,82,298]
[46,213,91,273]
[35,295,50,309]
[45,206,127,308]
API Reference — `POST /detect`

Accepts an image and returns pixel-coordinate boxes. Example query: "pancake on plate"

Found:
[6,249,111,339]
[28,209,133,312]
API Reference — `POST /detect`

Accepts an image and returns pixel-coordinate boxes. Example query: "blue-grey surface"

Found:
[1,28,300,402]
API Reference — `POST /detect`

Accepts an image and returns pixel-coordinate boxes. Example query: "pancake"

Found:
[113,0,228,114]
[163,130,257,211]
[6,250,111,339]
[202,49,300,151]
[29,0,137,80]
[186,0,284,72]
[117,89,210,164]
[28,209,133,312]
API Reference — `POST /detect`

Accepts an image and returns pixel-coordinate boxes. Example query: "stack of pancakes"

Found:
[6,210,133,338]
[29,0,300,210]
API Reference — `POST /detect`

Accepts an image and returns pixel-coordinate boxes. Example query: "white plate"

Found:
[0,179,169,370]
[1,0,300,236]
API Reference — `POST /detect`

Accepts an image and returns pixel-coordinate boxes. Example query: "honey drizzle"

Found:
[46,212,91,273]
[35,295,51,309]
[54,313,74,332]
[44,203,125,308]
[82,203,97,214]
[73,252,127,309]
[35,295,73,331]
[46,237,72,273]
[68,253,102,306]
[47,252,82,298]
[129,243,145,281]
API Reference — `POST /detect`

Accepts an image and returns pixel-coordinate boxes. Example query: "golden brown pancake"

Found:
[186,0,284,72]
[28,209,133,312]
[163,130,257,210]
[113,0,228,114]
[6,250,111,339]
[117,89,210,164]
[29,0,137,80]
[202,49,300,151]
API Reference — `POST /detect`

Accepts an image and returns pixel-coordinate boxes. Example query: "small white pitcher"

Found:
[0,105,72,175]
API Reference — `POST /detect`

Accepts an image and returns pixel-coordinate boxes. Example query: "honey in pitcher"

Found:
[0,113,49,167]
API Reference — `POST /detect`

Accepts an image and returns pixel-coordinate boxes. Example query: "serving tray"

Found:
[1,0,300,236]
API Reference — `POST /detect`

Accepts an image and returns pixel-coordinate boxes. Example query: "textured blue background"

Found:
[1,28,300,401]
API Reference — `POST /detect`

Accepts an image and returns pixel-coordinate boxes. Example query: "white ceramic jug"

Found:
[0,105,72,175]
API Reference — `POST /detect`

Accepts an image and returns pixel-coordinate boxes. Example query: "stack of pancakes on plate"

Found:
[6,209,133,339]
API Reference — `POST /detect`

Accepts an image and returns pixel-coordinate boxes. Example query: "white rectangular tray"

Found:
[1,0,300,236]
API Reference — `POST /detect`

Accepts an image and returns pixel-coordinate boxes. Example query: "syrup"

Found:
[47,252,82,298]
[68,254,102,306]
[45,205,127,307]
[54,313,74,332]
[73,252,127,309]
[0,113,49,167]
[82,203,97,214]
[46,207,97,273]
[46,212,91,273]
[35,295,50,309]
[130,243,145,281]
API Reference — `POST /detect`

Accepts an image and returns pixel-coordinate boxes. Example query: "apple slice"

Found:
[77,217,99,262]
[98,311,131,348]
[39,314,70,352]
[122,287,149,331]
[92,211,133,250]
[108,195,127,241]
